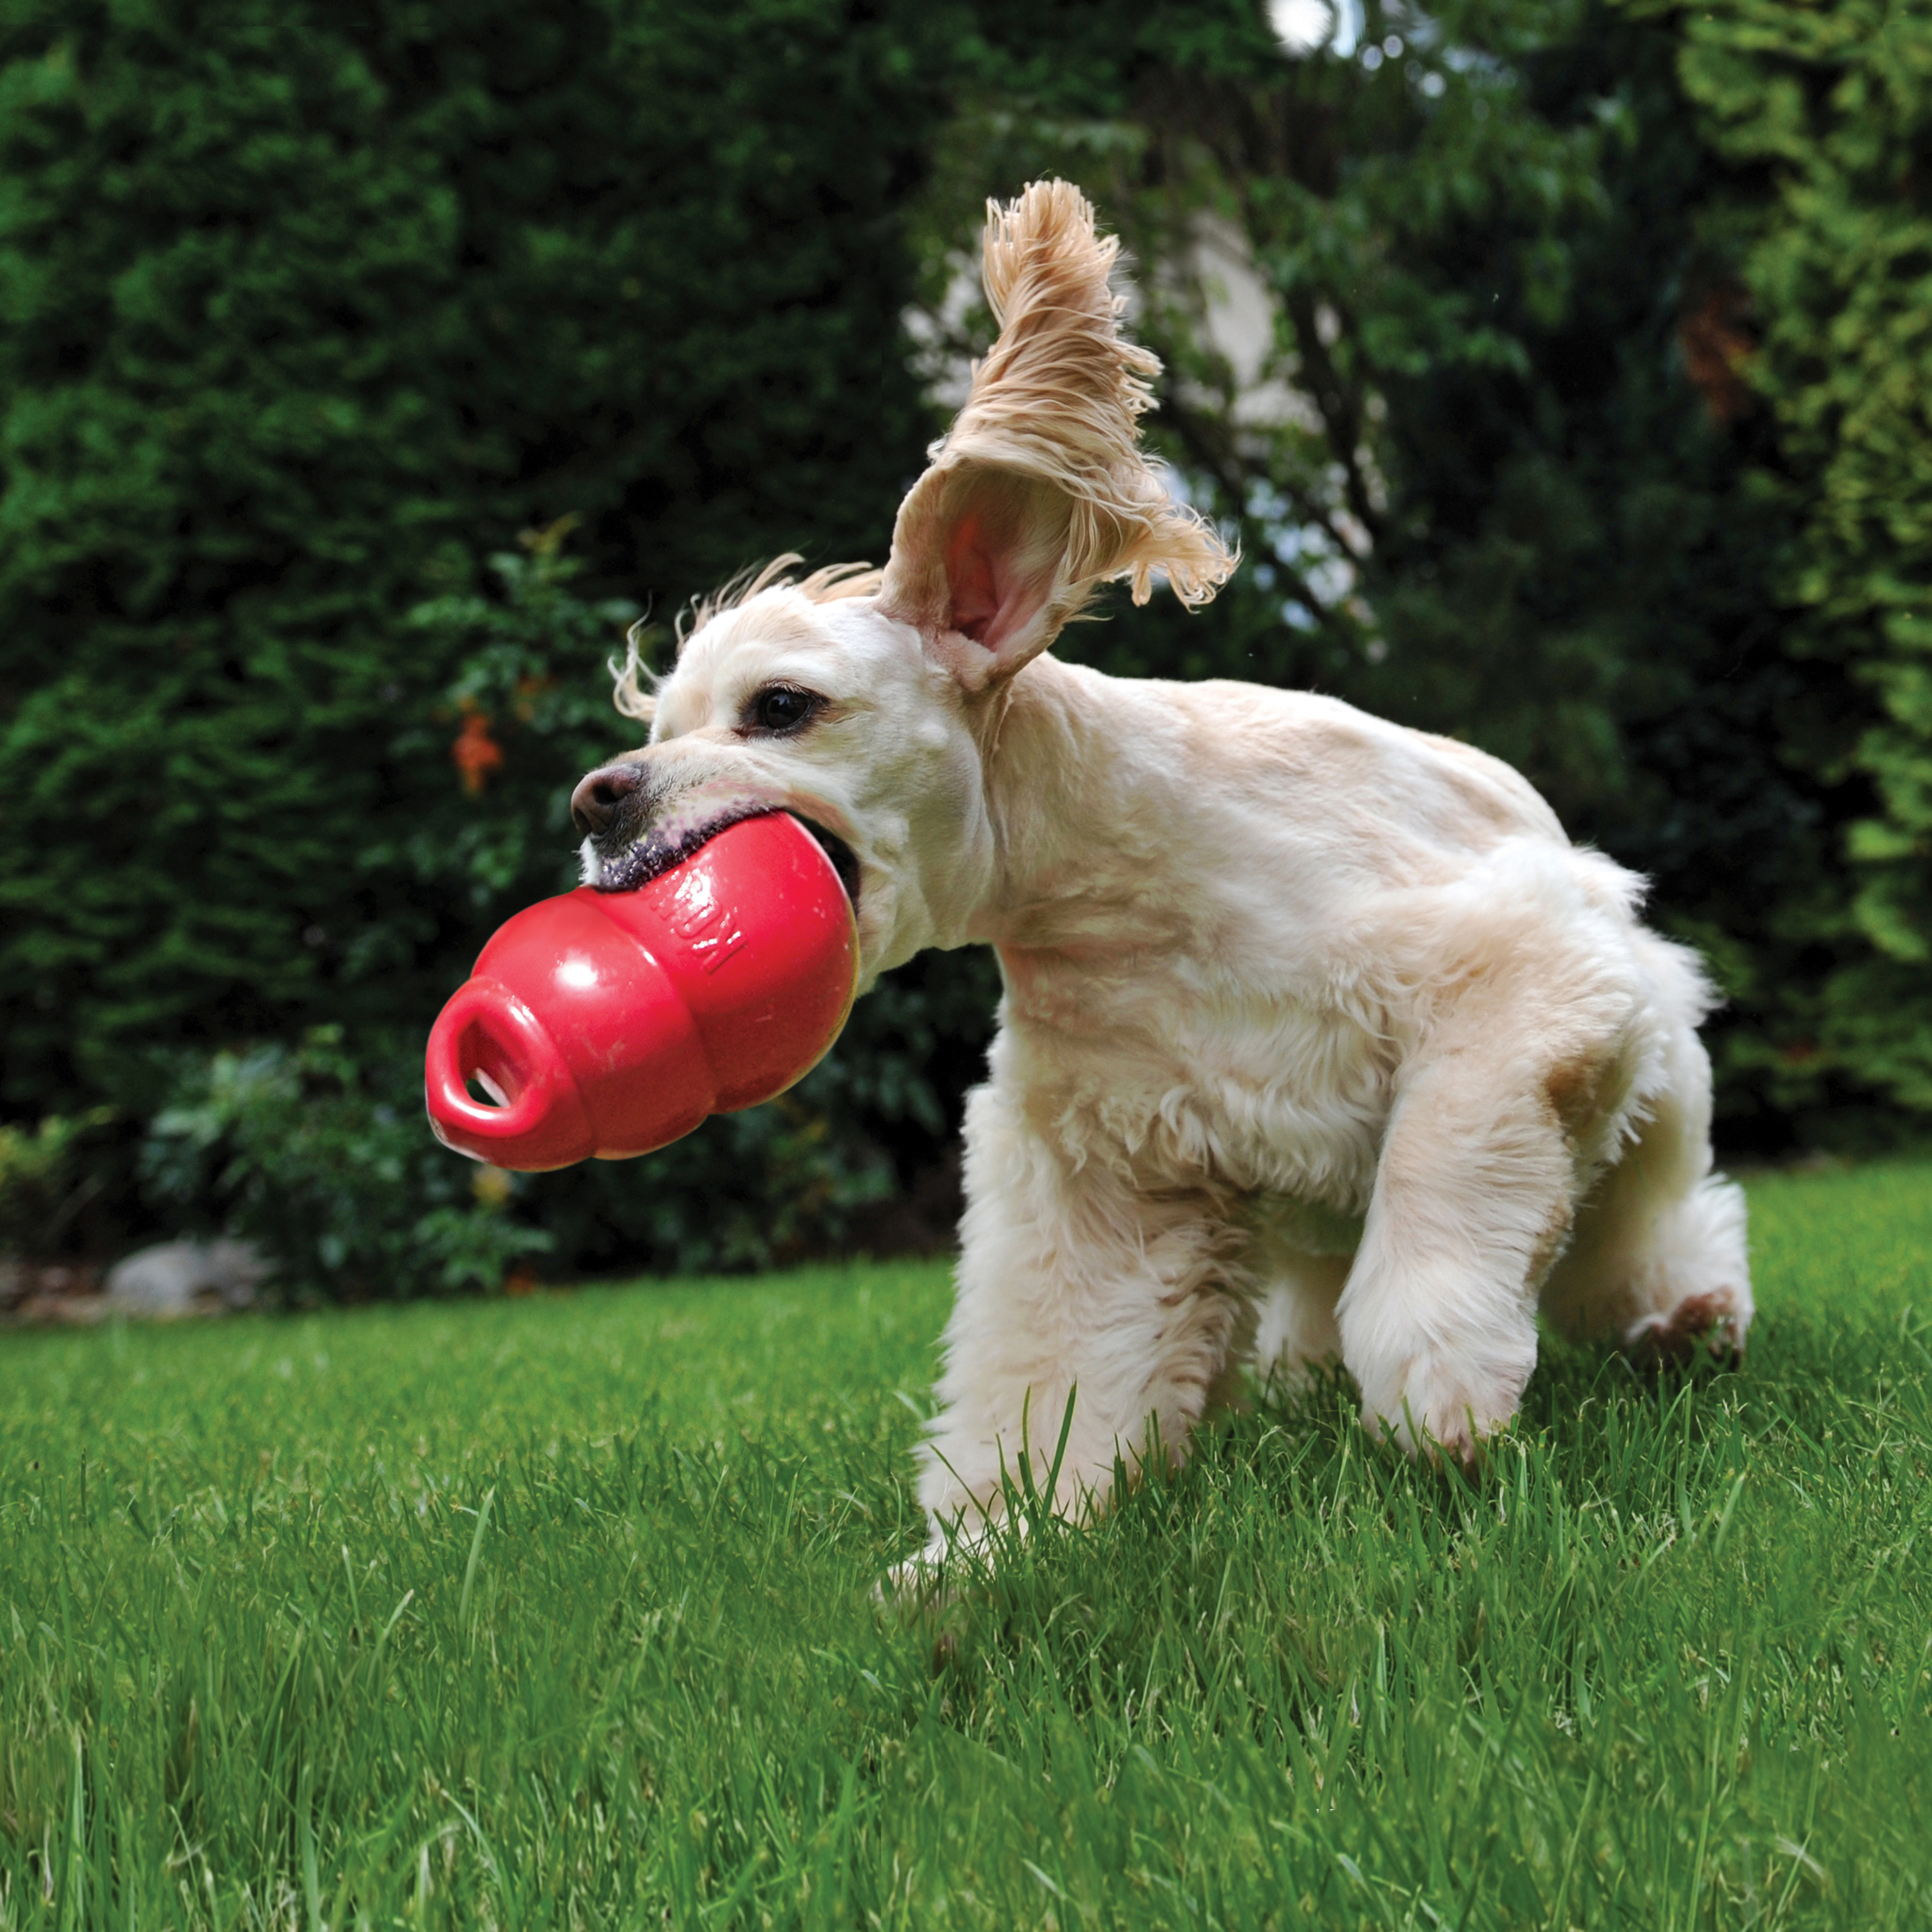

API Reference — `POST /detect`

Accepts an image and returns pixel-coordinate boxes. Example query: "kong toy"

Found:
[424,813,857,1170]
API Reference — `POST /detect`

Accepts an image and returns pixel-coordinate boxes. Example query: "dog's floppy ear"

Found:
[878,181,1235,693]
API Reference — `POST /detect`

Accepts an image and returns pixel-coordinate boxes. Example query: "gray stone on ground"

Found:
[104,1238,270,1317]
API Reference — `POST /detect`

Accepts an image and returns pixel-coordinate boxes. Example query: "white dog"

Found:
[571,182,1752,1568]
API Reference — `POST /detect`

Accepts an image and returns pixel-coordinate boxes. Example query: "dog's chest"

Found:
[1000,949,1393,1213]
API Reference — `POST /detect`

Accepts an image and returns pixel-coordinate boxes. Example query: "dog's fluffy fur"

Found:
[576,182,1752,1569]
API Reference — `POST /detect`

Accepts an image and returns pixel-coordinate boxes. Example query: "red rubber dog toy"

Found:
[424,813,857,1170]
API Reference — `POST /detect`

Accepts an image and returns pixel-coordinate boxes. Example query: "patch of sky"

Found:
[1274,4,1455,100]
[1243,479,1367,629]
[1267,0,1359,59]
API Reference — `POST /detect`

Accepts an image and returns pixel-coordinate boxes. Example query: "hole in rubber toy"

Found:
[465,1070,509,1110]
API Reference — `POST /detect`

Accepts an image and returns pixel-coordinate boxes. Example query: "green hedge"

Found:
[0,0,946,1115]
[1660,0,1932,1114]
[3,0,1929,1287]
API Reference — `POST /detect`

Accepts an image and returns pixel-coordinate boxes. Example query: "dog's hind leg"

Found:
[1249,1241,1350,1402]
[1540,1016,1752,1361]
[907,1083,1244,1571]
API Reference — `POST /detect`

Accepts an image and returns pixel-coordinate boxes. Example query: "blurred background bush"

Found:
[2,0,1927,1296]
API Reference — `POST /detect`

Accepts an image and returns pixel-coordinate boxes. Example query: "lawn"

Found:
[3,1162,1929,1929]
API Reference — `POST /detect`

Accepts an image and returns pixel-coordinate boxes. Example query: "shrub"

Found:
[0,0,985,1275]
[0,1107,113,1258]
[138,1027,551,1300]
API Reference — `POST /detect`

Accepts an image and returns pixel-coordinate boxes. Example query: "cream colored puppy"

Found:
[571,182,1752,1569]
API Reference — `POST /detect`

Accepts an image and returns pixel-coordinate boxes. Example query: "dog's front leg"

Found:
[1336,1032,1576,1462]
[902,1083,1242,1581]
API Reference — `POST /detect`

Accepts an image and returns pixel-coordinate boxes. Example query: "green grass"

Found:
[3,1161,1930,1929]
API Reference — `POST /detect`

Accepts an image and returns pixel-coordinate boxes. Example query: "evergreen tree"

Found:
[0,0,944,1116]
[1657,0,1932,1117]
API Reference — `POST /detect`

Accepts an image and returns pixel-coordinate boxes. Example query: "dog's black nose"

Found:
[571,762,647,839]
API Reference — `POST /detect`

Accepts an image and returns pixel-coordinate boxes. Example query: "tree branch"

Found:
[1151,375,1350,634]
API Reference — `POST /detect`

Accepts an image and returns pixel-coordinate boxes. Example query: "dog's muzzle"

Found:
[571,762,860,904]
[570,761,657,844]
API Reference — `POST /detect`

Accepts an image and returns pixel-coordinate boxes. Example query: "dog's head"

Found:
[571,182,1235,985]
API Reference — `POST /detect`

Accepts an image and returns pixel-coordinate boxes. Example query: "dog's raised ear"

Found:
[878,182,1235,694]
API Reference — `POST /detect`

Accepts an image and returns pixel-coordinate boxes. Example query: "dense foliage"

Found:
[1662,0,1932,1113]
[0,0,969,1278]
[0,0,948,1118]
[1,0,1927,1287]
[140,1026,553,1299]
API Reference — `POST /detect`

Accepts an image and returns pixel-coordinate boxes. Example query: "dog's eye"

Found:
[748,687,819,734]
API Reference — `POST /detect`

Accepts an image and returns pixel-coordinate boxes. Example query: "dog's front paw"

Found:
[1359,1350,1530,1466]
[875,1547,976,1667]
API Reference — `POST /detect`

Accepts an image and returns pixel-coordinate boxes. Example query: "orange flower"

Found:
[452,703,504,795]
